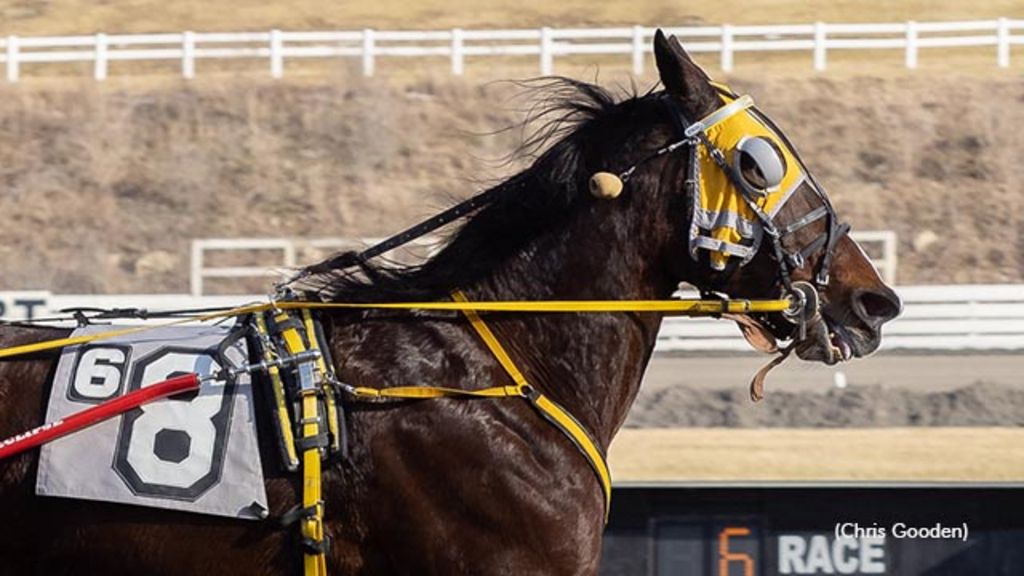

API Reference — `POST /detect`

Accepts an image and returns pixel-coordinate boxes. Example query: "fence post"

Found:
[190,241,204,297]
[94,33,108,80]
[631,25,644,75]
[362,29,375,76]
[905,20,918,69]
[720,24,734,72]
[283,242,297,269]
[270,29,283,78]
[997,17,1010,68]
[813,21,827,71]
[540,27,553,75]
[182,31,195,79]
[6,35,19,83]
[451,28,464,76]
[883,232,898,285]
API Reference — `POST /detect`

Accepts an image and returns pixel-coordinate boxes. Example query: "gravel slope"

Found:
[1,75,1021,293]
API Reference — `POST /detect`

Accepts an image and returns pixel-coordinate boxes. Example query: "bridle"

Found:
[616,85,850,342]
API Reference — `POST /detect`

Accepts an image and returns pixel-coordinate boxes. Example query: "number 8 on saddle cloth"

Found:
[36,324,269,519]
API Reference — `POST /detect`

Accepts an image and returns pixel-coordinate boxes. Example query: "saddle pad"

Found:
[36,324,268,520]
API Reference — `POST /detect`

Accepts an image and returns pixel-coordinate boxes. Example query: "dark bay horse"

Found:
[0,32,900,575]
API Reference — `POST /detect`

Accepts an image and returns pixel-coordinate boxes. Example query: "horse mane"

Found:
[299,77,660,303]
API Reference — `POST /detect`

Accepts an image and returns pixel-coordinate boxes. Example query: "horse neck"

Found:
[465,198,675,449]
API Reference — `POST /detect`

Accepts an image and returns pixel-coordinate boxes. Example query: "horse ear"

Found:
[653,29,718,116]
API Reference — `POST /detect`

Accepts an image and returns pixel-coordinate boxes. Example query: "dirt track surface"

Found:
[608,427,1024,482]
[627,353,1024,428]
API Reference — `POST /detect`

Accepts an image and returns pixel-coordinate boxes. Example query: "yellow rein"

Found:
[0,293,790,574]
[0,297,791,360]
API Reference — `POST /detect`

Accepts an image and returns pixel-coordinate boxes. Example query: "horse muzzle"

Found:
[794,289,900,366]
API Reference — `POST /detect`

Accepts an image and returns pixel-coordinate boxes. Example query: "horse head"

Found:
[635,30,902,368]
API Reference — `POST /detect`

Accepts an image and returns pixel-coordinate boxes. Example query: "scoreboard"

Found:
[650,518,886,575]
[600,485,1024,576]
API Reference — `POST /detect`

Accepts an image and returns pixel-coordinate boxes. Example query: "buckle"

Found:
[278,502,322,527]
[301,534,332,555]
[783,281,820,326]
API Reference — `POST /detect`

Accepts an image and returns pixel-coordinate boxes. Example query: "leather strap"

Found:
[0,298,791,361]
[274,311,329,576]
[450,290,613,522]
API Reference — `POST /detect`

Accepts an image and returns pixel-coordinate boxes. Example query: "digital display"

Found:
[601,487,1023,576]
[653,518,886,576]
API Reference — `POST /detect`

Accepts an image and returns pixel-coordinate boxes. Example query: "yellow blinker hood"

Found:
[689,86,806,270]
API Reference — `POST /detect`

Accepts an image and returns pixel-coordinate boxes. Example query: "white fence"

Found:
[656,284,1024,352]
[1,19,1022,81]
[189,232,898,297]
[189,237,442,297]
[2,285,1021,352]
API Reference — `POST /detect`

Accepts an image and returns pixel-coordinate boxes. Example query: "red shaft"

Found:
[0,373,200,460]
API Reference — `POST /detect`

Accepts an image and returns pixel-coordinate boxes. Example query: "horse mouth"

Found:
[824,319,855,364]
[738,307,879,366]
[795,312,873,366]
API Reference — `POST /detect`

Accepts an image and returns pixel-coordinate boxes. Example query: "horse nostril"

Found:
[854,288,902,326]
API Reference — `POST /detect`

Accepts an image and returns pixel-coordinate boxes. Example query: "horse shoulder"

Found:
[325,317,604,574]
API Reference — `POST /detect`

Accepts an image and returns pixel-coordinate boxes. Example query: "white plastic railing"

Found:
[657,284,1024,352]
[849,230,898,285]
[189,237,441,297]
[0,19,1021,81]
[189,231,896,297]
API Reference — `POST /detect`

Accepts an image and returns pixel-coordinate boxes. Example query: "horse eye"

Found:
[736,137,786,190]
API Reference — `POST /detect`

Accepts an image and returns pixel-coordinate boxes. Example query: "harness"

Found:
[0,296,792,576]
[250,308,343,575]
[248,297,613,572]
[0,82,847,576]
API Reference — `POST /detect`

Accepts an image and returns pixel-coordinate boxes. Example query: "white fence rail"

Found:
[1,285,1021,352]
[1,19,1022,81]
[189,237,442,297]
[189,232,898,297]
[657,284,1024,352]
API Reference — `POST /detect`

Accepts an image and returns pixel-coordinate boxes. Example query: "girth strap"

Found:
[450,290,613,522]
